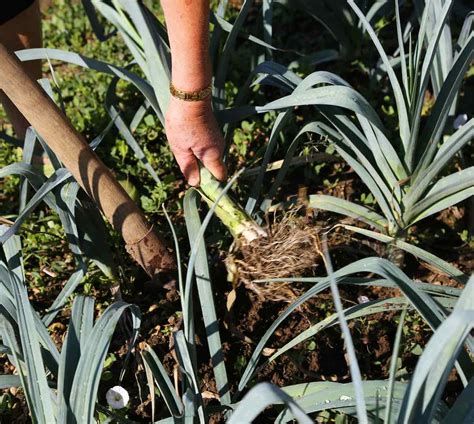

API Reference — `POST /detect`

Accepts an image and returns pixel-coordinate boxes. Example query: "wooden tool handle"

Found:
[0,44,174,275]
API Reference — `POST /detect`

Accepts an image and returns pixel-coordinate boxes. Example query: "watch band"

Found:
[169,83,212,102]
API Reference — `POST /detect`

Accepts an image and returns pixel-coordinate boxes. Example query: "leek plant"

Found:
[0,230,141,423]
[140,198,474,423]
[197,167,321,300]
[308,0,474,264]
[141,182,473,422]
[198,167,266,243]
[236,0,473,274]
[15,2,472,269]
[2,222,473,422]
[2,1,472,422]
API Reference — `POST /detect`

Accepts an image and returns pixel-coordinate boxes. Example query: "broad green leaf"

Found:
[385,308,407,423]
[408,119,474,207]
[1,230,24,282]
[455,12,474,59]
[90,1,149,73]
[408,168,474,224]
[395,0,409,100]
[408,0,454,169]
[8,271,55,423]
[228,382,312,424]
[356,117,404,198]
[415,36,474,170]
[278,380,408,423]
[114,0,171,112]
[69,302,141,423]
[322,243,368,423]
[19,127,39,211]
[57,296,95,423]
[283,111,401,224]
[348,0,410,149]
[257,86,384,132]
[174,330,205,424]
[16,48,160,115]
[183,190,231,405]
[323,117,399,226]
[309,194,388,232]
[0,168,72,244]
[340,225,468,284]
[399,277,474,423]
[142,347,183,418]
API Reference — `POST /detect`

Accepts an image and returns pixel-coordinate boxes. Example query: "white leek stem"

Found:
[198,168,266,242]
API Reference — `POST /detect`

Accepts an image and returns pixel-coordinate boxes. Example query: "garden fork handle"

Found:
[0,43,175,275]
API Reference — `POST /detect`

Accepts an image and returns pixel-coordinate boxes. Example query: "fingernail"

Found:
[189,178,199,186]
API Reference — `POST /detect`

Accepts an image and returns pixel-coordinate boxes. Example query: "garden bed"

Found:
[0,0,472,423]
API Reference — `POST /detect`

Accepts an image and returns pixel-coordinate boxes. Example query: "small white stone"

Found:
[357,295,370,304]
[453,114,468,130]
[106,386,129,409]
[339,395,352,401]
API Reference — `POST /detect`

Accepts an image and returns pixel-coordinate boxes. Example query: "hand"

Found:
[165,96,227,186]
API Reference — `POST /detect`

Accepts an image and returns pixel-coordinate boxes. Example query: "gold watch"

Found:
[169,83,212,102]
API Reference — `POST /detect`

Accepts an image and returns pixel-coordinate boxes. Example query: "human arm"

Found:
[161,0,227,186]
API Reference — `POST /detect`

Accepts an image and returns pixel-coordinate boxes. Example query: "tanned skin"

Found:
[161,0,227,186]
[0,0,226,185]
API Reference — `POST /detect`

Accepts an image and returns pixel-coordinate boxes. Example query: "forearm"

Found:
[160,0,226,185]
[161,0,211,92]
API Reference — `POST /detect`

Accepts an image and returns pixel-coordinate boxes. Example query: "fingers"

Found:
[165,98,227,185]
[174,148,200,186]
[175,145,227,186]
[193,141,227,182]
[199,154,227,182]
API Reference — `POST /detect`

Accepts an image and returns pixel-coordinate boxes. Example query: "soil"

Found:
[1,185,470,423]
[1,2,472,423]
[122,203,468,422]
